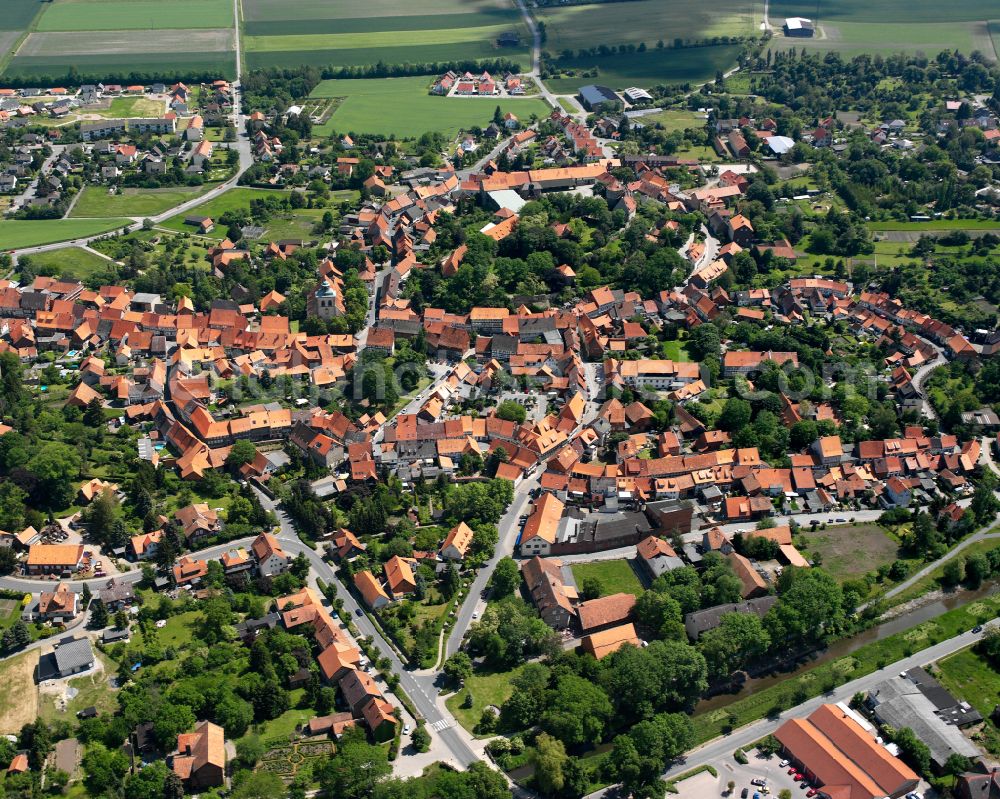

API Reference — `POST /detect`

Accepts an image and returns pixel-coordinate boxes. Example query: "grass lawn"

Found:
[36,0,233,31]
[39,650,119,725]
[887,535,1000,609]
[635,109,706,133]
[71,184,220,218]
[0,649,39,734]
[937,646,1000,718]
[309,77,551,139]
[90,96,167,118]
[156,610,200,649]
[571,560,644,596]
[159,187,292,236]
[661,340,691,362]
[0,218,132,250]
[691,592,1000,744]
[800,523,900,583]
[243,689,313,745]
[445,664,523,733]
[24,246,113,280]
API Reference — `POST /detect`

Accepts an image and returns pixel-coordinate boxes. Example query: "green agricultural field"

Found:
[768,0,998,56]
[245,24,518,53]
[4,51,237,81]
[570,560,644,596]
[36,0,234,32]
[309,77,551,138]
[5,27,236,81]
[71,184,220,218]
[544,45,743,93]
[2,0,42,30]
[769,20,991,58]
[0,218,132,250]
[24,247,114,281]
[243,0,527,70]
[246,42,529,71]
[243,0,513,22]
[536,0,753,54]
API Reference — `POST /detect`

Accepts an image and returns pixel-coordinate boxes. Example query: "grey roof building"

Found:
[38,637,96,681]
[866,669,980,768]
[684,596,778,640]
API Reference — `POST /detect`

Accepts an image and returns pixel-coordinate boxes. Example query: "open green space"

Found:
[0,649,39,735]
[309,77,550,138]
[801,523,901,583]
[937,646,1000,719]
[444,664,524,733]
[158,187,292,235]
[24,246,113,281]
[544,45,743,93]
[661,340,691,362]
[90,96,166,118]
[634,109,706,133]
[570,560,644,597]
[691,592,1000,744]
[71,184,219,218]
[536,0,752,53]
[36,0,234,31]
[0,218,131,250]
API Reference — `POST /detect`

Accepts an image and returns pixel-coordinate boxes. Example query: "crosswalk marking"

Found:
[429,718,455,732]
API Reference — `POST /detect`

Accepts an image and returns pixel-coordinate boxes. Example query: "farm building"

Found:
[783,17,815,36]
[578,85,622,112]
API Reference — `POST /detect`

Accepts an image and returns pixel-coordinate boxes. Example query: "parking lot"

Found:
[711,749,812,799]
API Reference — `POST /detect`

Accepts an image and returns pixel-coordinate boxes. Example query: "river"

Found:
[694,580,1000,716]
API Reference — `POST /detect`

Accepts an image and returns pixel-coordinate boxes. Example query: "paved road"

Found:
[247,489,480,769]
[11,145,64,214]
[586,621,996,798]
[444,473,540,658]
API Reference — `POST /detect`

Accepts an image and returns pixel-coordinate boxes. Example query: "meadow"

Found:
[0,218,131,250]
[25,247,114,280]
[35,0,234,31]
[90,96,166,118]
[544,45,743,92]
[309,77,551,138]
[71,184,220,218]
[242,0,529,71]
